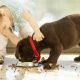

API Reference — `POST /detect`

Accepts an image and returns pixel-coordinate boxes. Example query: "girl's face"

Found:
[0,7,12,28]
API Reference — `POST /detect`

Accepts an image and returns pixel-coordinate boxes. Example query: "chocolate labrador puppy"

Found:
[15,14,80,69]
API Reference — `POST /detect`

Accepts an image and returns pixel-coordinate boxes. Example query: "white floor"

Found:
[0,54,80,80]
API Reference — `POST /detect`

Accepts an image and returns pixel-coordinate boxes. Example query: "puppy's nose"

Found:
[19,59,22,61]
[18,57,22,61]
[15,53,21,60]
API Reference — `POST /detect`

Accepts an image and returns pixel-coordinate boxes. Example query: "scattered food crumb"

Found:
[71,65,75,67]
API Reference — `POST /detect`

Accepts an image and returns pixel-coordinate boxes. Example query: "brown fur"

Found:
[15,14,80,69]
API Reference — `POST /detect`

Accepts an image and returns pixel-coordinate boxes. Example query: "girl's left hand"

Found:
[2,16,11,28]
[33,30,44,42]
[0,16,11,34]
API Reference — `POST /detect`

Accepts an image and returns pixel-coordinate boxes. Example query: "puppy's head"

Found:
[15,37,36,62]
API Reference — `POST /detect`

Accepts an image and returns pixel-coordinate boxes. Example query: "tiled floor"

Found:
[0,53,80,80]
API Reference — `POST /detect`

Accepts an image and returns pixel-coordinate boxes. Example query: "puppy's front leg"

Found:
[43,45,62,69]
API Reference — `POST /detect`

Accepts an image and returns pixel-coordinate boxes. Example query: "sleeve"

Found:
[19,23,34,38]
[19,26,29,38]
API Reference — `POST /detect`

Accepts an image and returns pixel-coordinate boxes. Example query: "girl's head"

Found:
[0,5,14,29]
[0,5,13,23]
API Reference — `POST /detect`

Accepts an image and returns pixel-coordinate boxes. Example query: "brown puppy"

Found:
[15,14,80,69]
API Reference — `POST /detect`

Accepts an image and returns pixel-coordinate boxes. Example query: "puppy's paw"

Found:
[39,60,52,69]
[44,63,52,69]
[43,63,59,70]
[40,60,48,64]
[40,59,58,70]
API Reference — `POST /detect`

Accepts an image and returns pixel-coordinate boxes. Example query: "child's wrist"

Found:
[35,29,40,33]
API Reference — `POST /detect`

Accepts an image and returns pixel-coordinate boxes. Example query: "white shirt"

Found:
[0,33,8,56]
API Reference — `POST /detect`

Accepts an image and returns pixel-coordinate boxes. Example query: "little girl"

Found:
[0,8,11,64]
[0,1,44,64]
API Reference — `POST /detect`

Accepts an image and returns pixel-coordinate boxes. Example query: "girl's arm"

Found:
[22,11,44,41]
[3,28,20,46]
[1,16,20,46]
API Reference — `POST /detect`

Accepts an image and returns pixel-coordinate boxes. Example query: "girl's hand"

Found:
[23,11,44,41]
[0,17,10,34]
[2,16,11,28]
[33,30,44,42]
[0,16,11,37]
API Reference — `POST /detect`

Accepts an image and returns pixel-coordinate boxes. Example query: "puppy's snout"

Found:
[18,54,21,60]
[15,52,21,60]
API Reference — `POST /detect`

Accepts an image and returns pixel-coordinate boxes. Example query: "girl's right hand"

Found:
[33,30,44,42]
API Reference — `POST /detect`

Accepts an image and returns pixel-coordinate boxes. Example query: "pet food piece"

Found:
[0,78,3,80]
[6,69,8,71]
[71,65,75,67]
[0,68,3,71]
[74,67,78,71]
[61,66,64,68]
[17,70,20,72]
[60,65,63,67]
[8,64,17,68]
[12,64,16,68]
[75,69,76,71]
[59,64,64,69]
[76,67,78,69]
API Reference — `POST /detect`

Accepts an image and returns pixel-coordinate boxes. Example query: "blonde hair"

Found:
[0,5,12,22]
[0,5,15,30]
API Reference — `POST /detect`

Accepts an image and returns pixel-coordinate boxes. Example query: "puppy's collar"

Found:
[29,36,40,62]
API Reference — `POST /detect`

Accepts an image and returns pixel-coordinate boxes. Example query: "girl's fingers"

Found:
[33,31,44,42]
